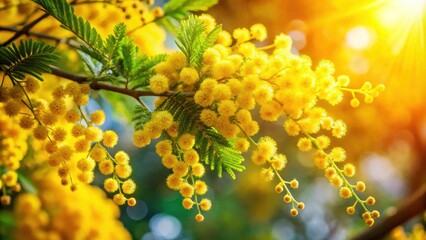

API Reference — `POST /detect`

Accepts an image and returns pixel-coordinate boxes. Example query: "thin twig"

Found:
[0,26,80,48]
[49,66,195,99]
[0,13,49,46]
[351,184,426,240]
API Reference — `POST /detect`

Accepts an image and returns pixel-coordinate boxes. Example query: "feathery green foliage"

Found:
[158,93,245,179]
[132,105,152,130]
[164,0,218,18]
[128,53,167,89]
[33,0,106,63]
[105,22,127,58]
[115,37,167,87]
[0,39,57,80]
[176,15,222,69]
[33,0,166,86]
[159,0,218,34]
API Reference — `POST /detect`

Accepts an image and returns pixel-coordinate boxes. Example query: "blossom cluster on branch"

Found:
[0,0,385,236]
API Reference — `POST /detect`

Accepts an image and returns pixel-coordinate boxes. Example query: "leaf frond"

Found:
[132,105,152,130]
[33,0,106,63]
[158,93,245,178]
[175,15,222,69]
[0,39,57,80]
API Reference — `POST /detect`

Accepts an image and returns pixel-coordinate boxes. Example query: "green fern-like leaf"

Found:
[158,0,218,33]
[0,39,57,80]
[105,22,127,58]
[164,0,218,20]
[130,54,167,89]
[158,93,245,179]
[119,38,138,80]
[132,105,152,130]
[176,15,222,69]
[113,37,166,86]
[33,0,106,63]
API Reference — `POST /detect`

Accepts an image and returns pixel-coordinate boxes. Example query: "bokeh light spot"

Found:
[345,26,372,50]
[126,200,148,221]
[149,214,182,240]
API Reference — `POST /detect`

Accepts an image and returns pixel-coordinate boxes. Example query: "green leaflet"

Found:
[159,0,218,34]
[116,38,167,87]
[105,22,127,58]
[158,93,245,179]
[33,0,106,64]
[33,0,165,86]
[132,105,152,130]
[176,15,222,69]
[0,39,57,80]
[164,0,218,13]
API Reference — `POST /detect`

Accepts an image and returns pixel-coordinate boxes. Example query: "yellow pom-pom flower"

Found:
[191,163,205,178]
[250,23,267,41]
[115,151,130,165]
[162,154,178,169]
[166,173,183,190]
[194,180,208,195]
[113,193,126,205]
[103,130,118,148]
[339,187,352,199]
[343,163,356,177]
[178,133,195,150]
[330,147,346,162]
[179,182,194,198]
[179,67,199,85]
[133,129,151,148]
[150,74,169,94]
[115,164,132,179]
[182,198,194,209]
[104,178,119,193]
[297,137,312,152]
[234,138,250,152]
[173,161,189,177]
[155,140,173,157]
[200,198,212,211]
[183,149,199,166]
[200,109,217,127]
[77,158,96,172]
[99,159,114,175]
[90,110,106,125]
[122,179,136,194]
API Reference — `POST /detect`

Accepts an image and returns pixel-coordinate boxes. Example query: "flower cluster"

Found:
[13,172,131,240]
[142,15,384,224]
[0,0,387,230]
[0,106,27,205]
[133,112,212,222]
[1,74,136,206]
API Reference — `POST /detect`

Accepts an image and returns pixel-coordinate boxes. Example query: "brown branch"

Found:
[0,26,80,48]
[0,13,49,46]
[351,184,426,240]
[49,66,195,99]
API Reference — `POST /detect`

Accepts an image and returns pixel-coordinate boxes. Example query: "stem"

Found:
[0,13,49,47]
[78,106,91,126]
[1,74,5,87]
[0,26,80,48]
[272,167,298,206]
[234,120,257,146]
[190,174,202,214]
[292,117,370,212]
[49,66,195,98]
[351,184,426,240]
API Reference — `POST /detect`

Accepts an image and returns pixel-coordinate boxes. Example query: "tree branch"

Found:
[351,184,426,240]
[0,13,49,47]
[0,26,80,48]
[49,66,195,99]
